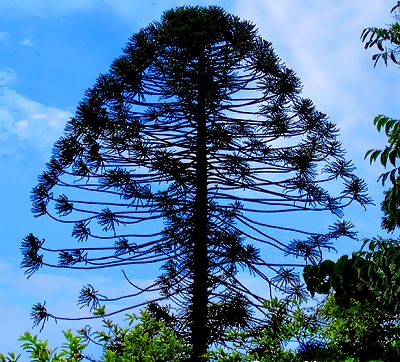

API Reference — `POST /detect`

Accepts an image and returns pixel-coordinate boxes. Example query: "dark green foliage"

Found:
[304,238,400,313]
[318,294,400,362]
[304,237,400,360]
[22,5,370,361]
[365,115,400,231]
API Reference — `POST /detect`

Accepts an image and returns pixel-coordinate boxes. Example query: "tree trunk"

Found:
[191,51,209,362]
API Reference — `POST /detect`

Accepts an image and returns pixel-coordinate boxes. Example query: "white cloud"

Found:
[231,0,396,175]
[18,38,34,46]
[233,1,393,117]
[0,68,18,87]
[0,85,73,154]
[32,113,48,119]
[0,31,9,40]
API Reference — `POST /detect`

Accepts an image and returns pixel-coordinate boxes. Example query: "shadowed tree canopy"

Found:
[304,237,400,313]
[303,237,400,361]
[22,5,371,361]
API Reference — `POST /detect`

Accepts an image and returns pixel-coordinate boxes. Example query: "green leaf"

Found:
[390,51,397,63]
[390,168,398,184]
[384,118,397,135]
[380,147,390,167]
[364,149,374,158]
[367,149,381,164]
[368,239,376,251]
[388,149,397,167]
[319,259,335,275]
[93,305,106,316]
[375,115,390,131]
[333,256,349,279]
[381,171,390,185]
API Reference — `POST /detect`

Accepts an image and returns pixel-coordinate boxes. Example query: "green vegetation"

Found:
[2,296,397,361]
[0,299,344,362]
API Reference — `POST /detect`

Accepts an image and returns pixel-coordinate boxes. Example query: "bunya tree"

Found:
[22,5,371,361]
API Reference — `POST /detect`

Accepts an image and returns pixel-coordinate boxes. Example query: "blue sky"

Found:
[0,0,399,359]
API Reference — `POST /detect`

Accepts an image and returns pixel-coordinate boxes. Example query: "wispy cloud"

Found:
[18,39,34,46]
[232,1,395,175]
[0,32,9,41]
[0,71,72,154]
[0,68,17,87]
[234,1,392,122]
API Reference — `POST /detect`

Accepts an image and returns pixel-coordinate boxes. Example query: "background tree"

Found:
[304,238,400,361]
[22,5,370,361]
[361,1,400,231]
[318,294,400,362]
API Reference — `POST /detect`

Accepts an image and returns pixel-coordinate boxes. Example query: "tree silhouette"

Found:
[22,5,371,361]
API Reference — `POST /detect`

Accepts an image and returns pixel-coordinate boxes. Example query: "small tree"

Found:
[0,308,192,362]
[22,5,370,361]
